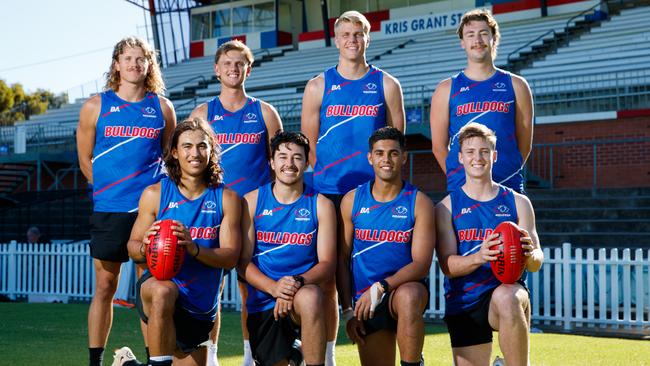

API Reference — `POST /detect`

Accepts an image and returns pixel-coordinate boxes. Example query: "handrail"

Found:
[565,1,602,29]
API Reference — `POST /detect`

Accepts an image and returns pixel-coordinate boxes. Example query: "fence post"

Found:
[563,243,572,331]
[7,240,17,300]
[592,144,598,197]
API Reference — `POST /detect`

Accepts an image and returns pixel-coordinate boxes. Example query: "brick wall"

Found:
[405,116,650,192]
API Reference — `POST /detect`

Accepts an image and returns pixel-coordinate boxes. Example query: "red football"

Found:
[490,221,526,284]
[146,219,185,280]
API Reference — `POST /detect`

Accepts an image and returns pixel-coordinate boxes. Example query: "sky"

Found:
[0,0,156,101]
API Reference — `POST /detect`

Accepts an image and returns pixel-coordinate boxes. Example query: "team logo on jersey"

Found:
[331,84,341,91]
[363,83,378,94]
[110,106,121,113]
[294,208,311,221]
[243,113,257,123]
[391,205,408,219]
[493,82,507,91]
[213,115,224,121]
[456,101,510,116]
[461,207,472,215]
[460,86,470,93]
[142,106,157,118]
[262,209,274,216]
[494,204,511,217]
[168,202,180,209]
[201,200,217,214]
[359,207,371,215]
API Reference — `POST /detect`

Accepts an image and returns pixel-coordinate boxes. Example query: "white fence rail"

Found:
[1,241,648,331]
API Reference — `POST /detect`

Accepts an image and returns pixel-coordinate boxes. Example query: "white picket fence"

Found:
[1,241,648,331]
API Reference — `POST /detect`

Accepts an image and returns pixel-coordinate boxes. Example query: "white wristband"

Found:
[342,307,354,322]
[370,282,385,314]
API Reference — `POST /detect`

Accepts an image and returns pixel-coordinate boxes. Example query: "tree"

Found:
[0,79,68,126]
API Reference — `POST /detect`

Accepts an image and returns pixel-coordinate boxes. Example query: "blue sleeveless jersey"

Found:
[154,178,225,322]
[447,69,524,193]
[314,65,387,194]
[207,97,271,196]
[350,181,417,301]
[247,183,319,313]
[92,90,165,212]
[445,185,521,315]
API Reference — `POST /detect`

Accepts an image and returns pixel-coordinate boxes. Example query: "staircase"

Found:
[529,187,650,248]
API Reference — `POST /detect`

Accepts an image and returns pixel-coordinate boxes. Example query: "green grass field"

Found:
[0,303,647,366]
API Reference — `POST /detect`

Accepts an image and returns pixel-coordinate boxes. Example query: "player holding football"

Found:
[238,131,336,366]
[123,118,241,366]
[190,40,282,366]
[301,12,405,363]
[435,122,543,366]
[430,8,534,193]
[76,36,176,366]
[338,127,435,366]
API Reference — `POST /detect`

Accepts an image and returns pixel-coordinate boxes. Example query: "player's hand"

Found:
[519,228,534,257]
[271,276,300,300]
[345,317,366,346]
[171,220,193,248]
[273,298,293,320]
[142,220,162,245]
[354,285,383,321]
[477,232,501,263]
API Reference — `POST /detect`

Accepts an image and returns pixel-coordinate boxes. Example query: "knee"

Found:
[294,285,324,317]
[491,284,528,320]
[94,276,119,299]
[393,282,427,317]
[147,282,178,315]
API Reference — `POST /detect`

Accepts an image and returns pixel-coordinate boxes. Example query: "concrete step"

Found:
[532,196,650,209]
[539,232,650,248]
[537,219,650,233]
[535,207,650,220]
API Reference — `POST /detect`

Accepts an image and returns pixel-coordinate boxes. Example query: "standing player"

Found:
[239,131,336,366]
[301,11,406,362]
[435,123,543,366]
[123,118,241,366]
[190,40,282,366]
[76,36,176,366]
[430,8,534,193]
[338,127,435,366]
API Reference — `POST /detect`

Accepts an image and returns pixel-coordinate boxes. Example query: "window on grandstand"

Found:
[254,2,275,32]
[191,12,211,41]
[232,5,253,35]
[213,9,231,38]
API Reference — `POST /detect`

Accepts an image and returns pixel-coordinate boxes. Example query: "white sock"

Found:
[206,340,219,366]
[326,341,336,366]
[149,355,173,362]
[242,340,254,366]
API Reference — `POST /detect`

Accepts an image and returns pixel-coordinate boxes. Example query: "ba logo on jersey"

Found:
[201,200,217,214]
[391,205,408,219]
[460,86,470,93]
[262,209,274,216]
[243,113,257,123]
[142,106,157,118]
[331,85,341,91]
[110,106,121,113]
[461,207,472,215]
[359,207,371,215]
[493,82,506,92]
[294,208,311,221]
[494,204,511,217]
[213,115,224,121]
[168,202,180,209]
[363,83,378,94]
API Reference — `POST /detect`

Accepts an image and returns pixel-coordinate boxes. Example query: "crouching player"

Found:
[239,131,336,366]
[435,122,543,366]
[338,127,435,366]
[119,118,241,366]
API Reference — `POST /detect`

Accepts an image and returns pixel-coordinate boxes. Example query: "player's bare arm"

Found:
[435,196,500,278]
[194,187,241,269]
[430,78,452,173]
[76,94,101,183]
[336,190,366,345]
[260,101,283,144]
[383,73,406,133]
[298,194,336,286]
[301,74,325,166]
[160,96,177,151]
[514,192,544,272]
[512,74,534,164]
[189,102,208,121]
[239,190,299,302]
[126,183,162,263]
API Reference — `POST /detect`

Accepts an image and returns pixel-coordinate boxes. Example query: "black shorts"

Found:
[359,279,430,336]
[247,308,301,366]
[136,272,214,354]
[444,282,529,348]
[89,212,137,262]
[322,193,344,211]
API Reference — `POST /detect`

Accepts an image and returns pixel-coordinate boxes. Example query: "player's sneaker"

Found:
[111,346,143,366]
[492,356,505,366]
[113,298,136,308]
